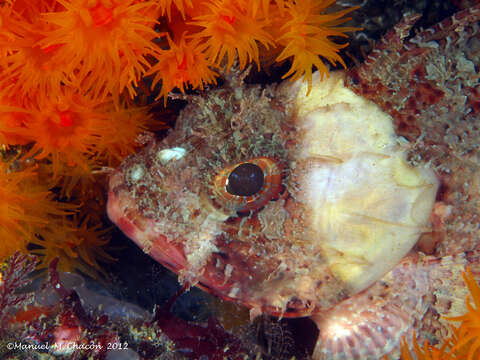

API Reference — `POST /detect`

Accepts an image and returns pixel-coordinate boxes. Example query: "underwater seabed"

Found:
[2,251,480,359]
[1,0,480,360]
[1,250,308,360]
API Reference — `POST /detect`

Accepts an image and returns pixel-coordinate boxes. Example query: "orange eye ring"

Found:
[213,157,283,212]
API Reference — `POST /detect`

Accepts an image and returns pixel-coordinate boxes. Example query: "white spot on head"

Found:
[130,164,144,181]
[157,147,187,165]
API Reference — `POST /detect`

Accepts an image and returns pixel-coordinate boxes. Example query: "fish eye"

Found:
[226,163,264,196]
[213,157,283,212]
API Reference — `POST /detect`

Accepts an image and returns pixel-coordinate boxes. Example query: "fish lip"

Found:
[107,177,188,272]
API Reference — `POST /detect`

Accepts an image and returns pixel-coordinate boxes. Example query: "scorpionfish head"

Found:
[107,71,439,317]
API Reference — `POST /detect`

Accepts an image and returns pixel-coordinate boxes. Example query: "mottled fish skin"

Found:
[345,5,480,258]
[107,5,480,360]
[335,4,480,358]
[312,252,480,359]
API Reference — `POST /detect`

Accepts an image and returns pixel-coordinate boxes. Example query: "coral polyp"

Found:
[148,36,218,103]
[273,0,358,93]
[188,0,274,71]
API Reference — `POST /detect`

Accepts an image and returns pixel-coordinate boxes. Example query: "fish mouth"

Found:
[107,167,348,316]
[107,169,190,274]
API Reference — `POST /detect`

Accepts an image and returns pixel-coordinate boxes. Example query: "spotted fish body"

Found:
[107,5,480,359]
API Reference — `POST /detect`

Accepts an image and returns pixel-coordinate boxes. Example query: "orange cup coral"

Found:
[37,0,161,101]
[0,161,71,261]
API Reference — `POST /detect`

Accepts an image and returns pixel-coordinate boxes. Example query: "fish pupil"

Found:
[226,163,264,196]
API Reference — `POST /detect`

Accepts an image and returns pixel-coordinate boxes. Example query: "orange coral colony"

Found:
[158,0,358,97]
[0,0,358,272]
